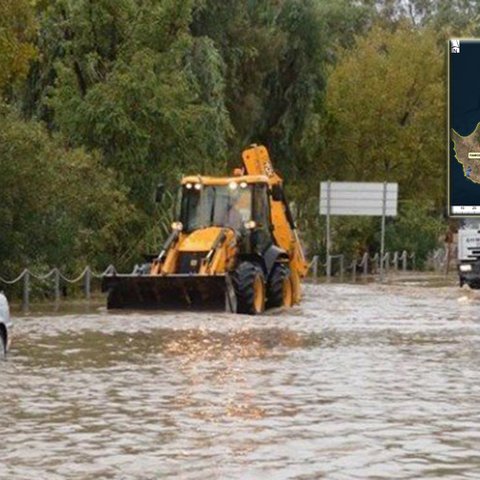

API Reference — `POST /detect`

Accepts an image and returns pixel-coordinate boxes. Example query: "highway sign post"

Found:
[319,181,398,281]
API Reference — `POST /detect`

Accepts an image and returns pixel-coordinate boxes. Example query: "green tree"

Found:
[26,0,232,208]
[0,107,137,277]
[18,0,235,261]
[191,0,370,175]
[2,0,451,273]
[385,200,444,268]
[324,23,445,208]
[0,0,36,95]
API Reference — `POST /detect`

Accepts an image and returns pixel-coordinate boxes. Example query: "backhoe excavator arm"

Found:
[241,145,308,278]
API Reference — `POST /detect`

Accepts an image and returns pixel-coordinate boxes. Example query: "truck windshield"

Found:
[180,183,253,232]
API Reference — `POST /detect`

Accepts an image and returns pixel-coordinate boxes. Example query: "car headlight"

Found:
[460,264,472,272]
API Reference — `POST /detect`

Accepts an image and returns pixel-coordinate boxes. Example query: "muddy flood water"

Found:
[2,282,480,479]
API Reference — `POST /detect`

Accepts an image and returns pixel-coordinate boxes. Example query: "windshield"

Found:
[180,183,253,232]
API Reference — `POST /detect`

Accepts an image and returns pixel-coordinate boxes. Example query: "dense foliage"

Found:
[0,0,468,276]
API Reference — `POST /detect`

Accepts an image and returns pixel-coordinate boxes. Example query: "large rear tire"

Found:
[233,262,266,315]
[267,263,293,309]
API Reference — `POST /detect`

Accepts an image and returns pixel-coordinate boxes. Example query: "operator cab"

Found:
[178,177,273,253]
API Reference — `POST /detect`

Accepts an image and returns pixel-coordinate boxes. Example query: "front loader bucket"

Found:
[102,274,237,312]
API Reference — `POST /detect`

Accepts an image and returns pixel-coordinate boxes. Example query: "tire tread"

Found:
[233,261,264,314]
[267,263,290,308]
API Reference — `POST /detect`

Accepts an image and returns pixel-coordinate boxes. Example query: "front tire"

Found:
[233,262,266,315]
[267,263,293,309]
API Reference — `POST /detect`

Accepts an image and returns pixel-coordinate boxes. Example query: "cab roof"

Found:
[181,175,270,186]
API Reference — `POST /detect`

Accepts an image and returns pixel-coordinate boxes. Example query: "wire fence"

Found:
[427,246,457,274]
[306,250,418,282]
[0,265,117,312]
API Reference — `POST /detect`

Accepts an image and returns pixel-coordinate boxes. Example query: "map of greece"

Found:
[449,39,480,216]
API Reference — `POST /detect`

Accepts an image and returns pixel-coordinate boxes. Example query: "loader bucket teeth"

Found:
[102,274,231,311]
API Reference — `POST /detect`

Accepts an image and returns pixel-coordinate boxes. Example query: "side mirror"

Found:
[155,183,165,203]
[271,184,283,202]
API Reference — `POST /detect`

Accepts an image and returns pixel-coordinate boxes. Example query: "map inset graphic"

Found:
[449,40,480,216]
[451,128,480,183]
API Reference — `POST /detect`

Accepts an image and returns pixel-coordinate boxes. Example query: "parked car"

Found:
[0,292,12,359]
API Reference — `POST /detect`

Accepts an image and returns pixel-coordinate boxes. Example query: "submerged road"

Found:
[2,282,480,479]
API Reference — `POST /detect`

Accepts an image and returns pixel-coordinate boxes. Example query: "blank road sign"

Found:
[320,182,398,216]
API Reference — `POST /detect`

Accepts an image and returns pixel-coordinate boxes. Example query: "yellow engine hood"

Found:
[179,227,226,252]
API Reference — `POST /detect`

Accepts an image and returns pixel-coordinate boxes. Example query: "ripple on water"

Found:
[2,283,480,479]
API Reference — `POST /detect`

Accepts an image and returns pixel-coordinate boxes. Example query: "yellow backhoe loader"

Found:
[102,145,308,314]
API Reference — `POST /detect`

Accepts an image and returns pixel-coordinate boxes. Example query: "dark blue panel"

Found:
[449,39,480,214]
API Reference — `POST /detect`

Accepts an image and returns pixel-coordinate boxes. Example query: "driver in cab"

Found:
[223,187,250,232]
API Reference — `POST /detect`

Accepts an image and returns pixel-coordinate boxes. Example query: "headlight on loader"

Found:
[171,221,183,231]
[460,264,472,272]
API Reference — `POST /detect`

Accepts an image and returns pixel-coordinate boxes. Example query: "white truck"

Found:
[458,221,480,288]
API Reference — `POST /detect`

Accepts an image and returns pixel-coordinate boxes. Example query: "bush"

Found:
[385,201,444,269]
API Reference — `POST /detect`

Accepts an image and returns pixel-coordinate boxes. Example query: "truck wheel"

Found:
[267,263,293,308]
[233,262,265,315]
[0,332,6,361]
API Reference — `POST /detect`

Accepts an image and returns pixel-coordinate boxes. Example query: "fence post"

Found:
[326,180,332,280]
[22,270,30,313]
[384,252,390,274]
[402,250,407,272]
[363,252,369,276]
[393,251,399,271]
[54,268,60,303]
[312,255,318,284]
[84,266,91,301]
